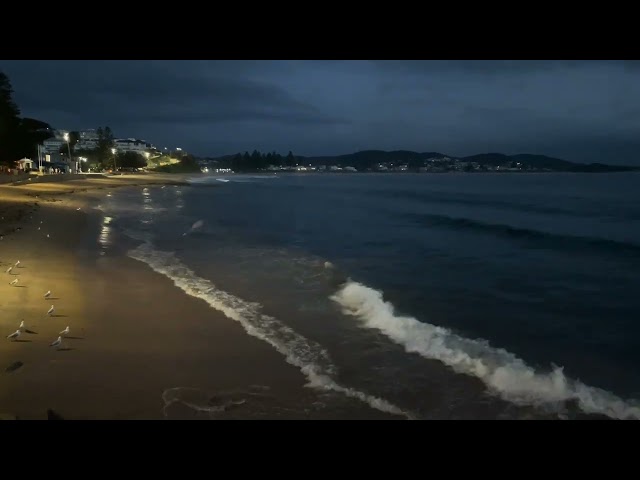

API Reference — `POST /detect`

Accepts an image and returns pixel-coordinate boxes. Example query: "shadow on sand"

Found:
[56,347,74,352]
[50,314,67,318]
[64,336,84,340]
[24,329,38,334]
[47,409,64,420]
[13,339,32,343]
[5,361,23,373]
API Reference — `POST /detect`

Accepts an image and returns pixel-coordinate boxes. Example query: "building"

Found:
[42,138,66,156]
[114,138,150,154]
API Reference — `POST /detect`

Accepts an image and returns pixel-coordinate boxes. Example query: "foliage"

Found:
[0,71,54,163]
[116,151,146,169]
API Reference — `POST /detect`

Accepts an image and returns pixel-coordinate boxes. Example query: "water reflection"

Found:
[99,215,113,255]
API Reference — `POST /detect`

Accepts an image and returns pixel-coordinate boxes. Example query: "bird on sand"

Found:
[59,326,70,337]
[47,305,55,316]
[18,321,26,331]
[6,266,12,274]
[44,290,51,299]
[9,278,18,286]
[15,260,20,267]
[49,336,62,349]
[6,330,21,341]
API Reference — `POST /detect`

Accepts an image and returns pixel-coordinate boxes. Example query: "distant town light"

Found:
[63,133,69,141]
[176,147,182,151]
[111,148,116,154]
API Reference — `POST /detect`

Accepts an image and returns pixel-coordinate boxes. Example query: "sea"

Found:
[94,172,640,420]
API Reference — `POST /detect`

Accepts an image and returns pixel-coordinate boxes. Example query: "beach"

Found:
[0,173,399,420]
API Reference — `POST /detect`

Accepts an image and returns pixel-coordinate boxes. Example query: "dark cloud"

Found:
[371,60,640,75]
[0,60,639,163]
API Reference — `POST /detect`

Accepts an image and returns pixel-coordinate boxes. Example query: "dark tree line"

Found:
[226,150,298,171]
[0,71,55,164]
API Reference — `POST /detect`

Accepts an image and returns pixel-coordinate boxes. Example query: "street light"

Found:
[63,133,73,173]
[111,148,117,172]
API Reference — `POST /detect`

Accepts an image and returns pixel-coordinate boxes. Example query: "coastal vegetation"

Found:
[0,71,55,164]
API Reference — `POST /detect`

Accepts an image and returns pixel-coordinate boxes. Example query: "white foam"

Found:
[331,280,640,420]
[128,241,413,419]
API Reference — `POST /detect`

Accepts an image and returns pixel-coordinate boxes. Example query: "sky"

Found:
[1,60,639,164]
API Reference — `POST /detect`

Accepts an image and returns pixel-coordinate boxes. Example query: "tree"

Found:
[180,153,198,168]
[95,126,115,167]
[285,151,296,167]
[14,117,54,160]
[68,131,80,150]
[117,151,147,169]
[0,71,21,163]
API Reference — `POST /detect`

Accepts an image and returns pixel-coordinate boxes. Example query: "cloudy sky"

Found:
[1,60,639,164]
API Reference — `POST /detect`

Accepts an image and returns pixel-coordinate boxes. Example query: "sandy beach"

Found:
[0,173,398,420]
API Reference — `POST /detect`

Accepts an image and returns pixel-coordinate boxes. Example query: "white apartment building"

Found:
[114,138,150,154]
[42,138,66,155]
[75,129,100,150]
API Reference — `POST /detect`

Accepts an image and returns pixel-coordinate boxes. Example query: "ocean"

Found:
[95,172,640,419]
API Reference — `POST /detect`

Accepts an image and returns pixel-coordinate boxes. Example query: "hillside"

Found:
[206,150,639,173]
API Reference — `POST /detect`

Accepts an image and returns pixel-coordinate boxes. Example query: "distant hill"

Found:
[207,150,639,173]
[301,150,452,169]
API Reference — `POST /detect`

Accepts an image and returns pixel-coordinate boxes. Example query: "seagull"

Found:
[49,336,62,349]
[59,326,70,337]
[7,330,21,341]
[6,266,12,274]
[15,260,20,267]
[10,278,18,286]
[47,305,55,316]
[44,290,51,299]
[18,321,25,331]
[76,207,81,211]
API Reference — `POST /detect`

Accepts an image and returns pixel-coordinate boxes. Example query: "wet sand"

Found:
[0,174,400,420]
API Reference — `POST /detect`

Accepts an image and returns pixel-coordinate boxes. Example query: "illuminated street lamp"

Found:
[111,147,117,172]
[63,132,73,172]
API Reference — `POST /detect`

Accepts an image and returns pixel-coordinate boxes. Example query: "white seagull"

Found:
[59,326,70,337]
[7,330,21,341]
[44,290,51,299]
[18,321,25,331]
[6,266,12,274]
[9,278,18,286]
[15,260,20,267]
[49,336,62,349]
[47,305,55,316]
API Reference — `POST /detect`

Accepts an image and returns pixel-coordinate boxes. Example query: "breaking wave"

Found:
[127,240,414,419]
[331,280,640,420]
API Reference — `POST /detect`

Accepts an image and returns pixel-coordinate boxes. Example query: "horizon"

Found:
[2,60,640,166]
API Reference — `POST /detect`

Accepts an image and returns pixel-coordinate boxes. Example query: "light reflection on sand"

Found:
[99,216,113,254]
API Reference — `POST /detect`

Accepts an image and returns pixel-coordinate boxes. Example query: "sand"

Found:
[0,173,399,420]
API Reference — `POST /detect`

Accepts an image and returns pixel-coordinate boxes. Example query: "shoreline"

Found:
[0,174,402,420]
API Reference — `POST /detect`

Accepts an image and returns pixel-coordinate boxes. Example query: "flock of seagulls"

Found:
[5,262,72,350]
[5,229,77,351]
